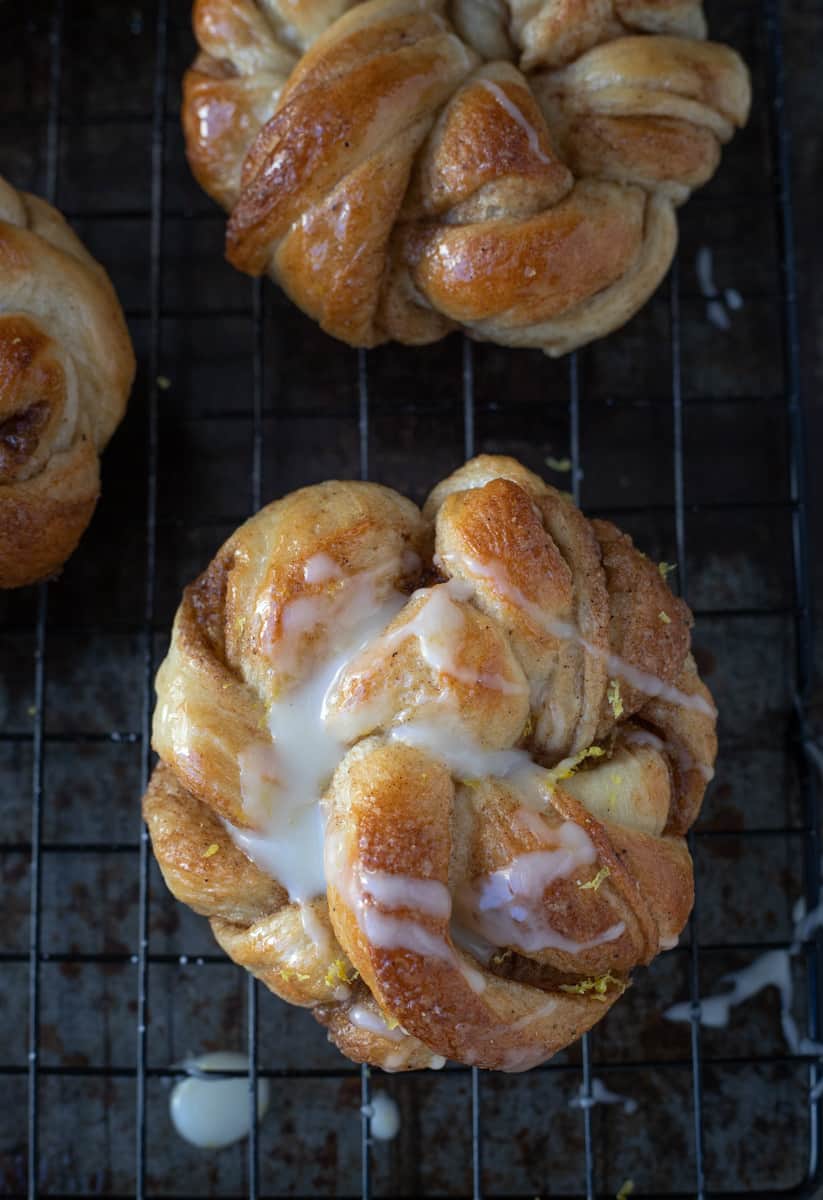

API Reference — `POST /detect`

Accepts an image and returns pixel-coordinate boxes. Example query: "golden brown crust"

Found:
[0,176,135,588]
[145,455,717,1072]
[182,0,750,354]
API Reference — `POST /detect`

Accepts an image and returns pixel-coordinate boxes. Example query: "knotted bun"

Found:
[183,0,750,354]
[0,176,135,587]
[144,456,717,1071]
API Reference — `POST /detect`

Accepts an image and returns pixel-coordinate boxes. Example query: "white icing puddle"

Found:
[170,1052,270,1150]
[570,1077,638,1115]
[696,245,744,332]
[363,1092,401,1140]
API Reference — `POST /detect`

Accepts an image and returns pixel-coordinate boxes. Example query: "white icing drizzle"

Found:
[361,909,455,962]
[570,1077,638,1114]
[303,552,344,584]
[170,1052,270,1150]
[231,570,407,901]
[501,1044,550,1072]
[390,719,537,782]
[455,822,625,955]
[452,553,716,717]
[622,729,665,752]
[479,79,552,164]
[381,579,528,696]
[299,903,332,953]
[361,868,452,919]
[326,836,488,994]
[349,1003,405,1043]
[623,728,714,783]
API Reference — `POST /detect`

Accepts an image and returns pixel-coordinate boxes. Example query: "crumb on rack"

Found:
[545,455,572,472]
[608,679,623,719]
[559,972,626,1002]
[577,866,611,892]
[616,1181,635,1200]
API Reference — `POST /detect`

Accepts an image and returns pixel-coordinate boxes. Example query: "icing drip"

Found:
[666,896,823,1057]
[478,79,552,164]
[570,1077,638,1114]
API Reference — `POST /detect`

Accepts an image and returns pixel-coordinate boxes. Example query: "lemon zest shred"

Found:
[279,968,293,982]
[324,958,356,989]
[577,866,611,892]
[658,561,676,579]
[607,679,624,719]
[203,843,220,858]
[559,972,626,1002]
[659,610,671,624]
[545,744,605,793]
[384,1014,400,1031]
[545,455,572,473]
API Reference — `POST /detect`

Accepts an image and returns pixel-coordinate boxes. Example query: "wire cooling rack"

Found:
[0,1,819,1197]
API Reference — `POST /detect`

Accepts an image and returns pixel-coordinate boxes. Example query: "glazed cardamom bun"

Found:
[144,455,717,1072]
[182,0,750,354]
[0,176,135,588]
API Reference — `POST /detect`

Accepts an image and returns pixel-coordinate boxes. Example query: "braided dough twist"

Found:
[144,456,717,1071]
[183,0,750,354]
[0,176,135,588]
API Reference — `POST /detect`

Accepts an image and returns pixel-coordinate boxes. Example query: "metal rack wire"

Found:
[0,0,819,1197]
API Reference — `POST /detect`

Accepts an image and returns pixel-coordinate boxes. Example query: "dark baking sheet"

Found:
[0,1,820,1196]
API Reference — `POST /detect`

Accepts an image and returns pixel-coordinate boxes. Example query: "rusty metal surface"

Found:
[0,0,821,1196]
